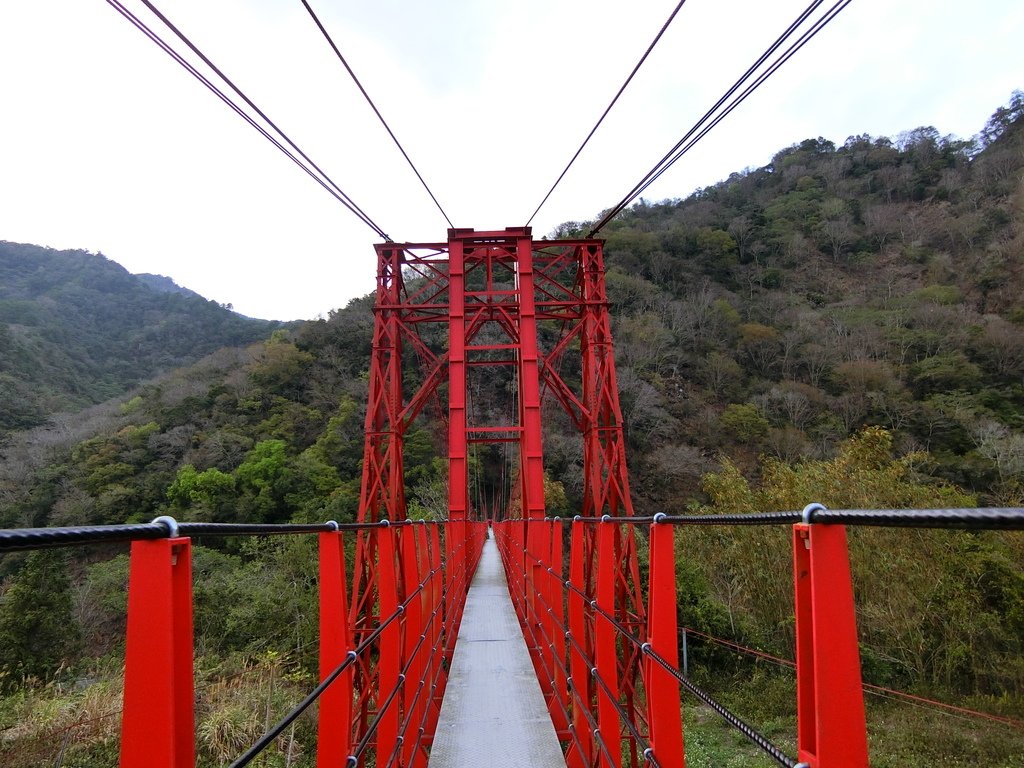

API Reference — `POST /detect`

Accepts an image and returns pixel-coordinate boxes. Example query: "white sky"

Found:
[1,0,1021,320]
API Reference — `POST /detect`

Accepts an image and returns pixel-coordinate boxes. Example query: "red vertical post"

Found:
[400,526,425,767]
[426,523,445,740]
[318,529,353,767]
[595,520,621,768]
[120,537,193,768]
[566,519,594,768]
[547,519,570,735]
[448,235,469,547]
[645,519,685,768]
[793,519,869,768]
[526,517,553,703]
[515,234,546,520]
[377,524,401,762]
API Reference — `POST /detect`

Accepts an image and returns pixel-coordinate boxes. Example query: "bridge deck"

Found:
[428,532,565,767]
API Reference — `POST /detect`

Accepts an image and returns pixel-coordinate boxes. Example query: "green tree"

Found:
[0,551,81,690]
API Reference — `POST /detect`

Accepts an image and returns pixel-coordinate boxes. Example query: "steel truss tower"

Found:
[352,228,647,764]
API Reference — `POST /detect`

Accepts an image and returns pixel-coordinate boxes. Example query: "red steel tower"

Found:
[352,227,646,762]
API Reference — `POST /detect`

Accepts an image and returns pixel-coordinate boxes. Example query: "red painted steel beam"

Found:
[793,517,869,767]
[318,530,353,767]
[120,537,194,768]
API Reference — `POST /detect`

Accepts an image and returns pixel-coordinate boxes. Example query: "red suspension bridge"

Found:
[4,2,1024,766]
[2,229,1023,768]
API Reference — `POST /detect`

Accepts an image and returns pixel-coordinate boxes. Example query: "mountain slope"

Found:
[0,241,289,434]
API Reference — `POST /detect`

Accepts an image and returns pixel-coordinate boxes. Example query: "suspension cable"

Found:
[588,0,852,237]
[300,0,455,229]
[525,0,689,227]
[107,0,391,240]
[627,0,854,204]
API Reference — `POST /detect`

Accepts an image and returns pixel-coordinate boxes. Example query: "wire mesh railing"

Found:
[0,515,487,768]
[492,505,1024,768]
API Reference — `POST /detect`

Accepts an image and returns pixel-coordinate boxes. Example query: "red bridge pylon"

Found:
[350,227,648,765]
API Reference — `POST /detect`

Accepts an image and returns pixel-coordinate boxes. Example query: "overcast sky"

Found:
[1,0,1021,320]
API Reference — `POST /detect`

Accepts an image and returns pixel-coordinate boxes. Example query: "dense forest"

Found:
[0,91,1022,765]
[0,242,292,437]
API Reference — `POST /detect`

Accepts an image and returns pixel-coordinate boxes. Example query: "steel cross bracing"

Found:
[351,228,649,765]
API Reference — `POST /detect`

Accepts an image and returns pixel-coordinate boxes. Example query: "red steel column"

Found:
[547,519,570,736]
[318,529,353,767]
[645,519,685,768]
[120,537,193,768]
[595,520,621,768]
[426,523,445,738]
[377,524,401,760]
[448,235,469,541]
[566,519,594,768]
[516,233,546,520]
[793,514,869,768]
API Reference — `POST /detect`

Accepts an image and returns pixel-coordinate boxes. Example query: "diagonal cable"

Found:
[105,0,387,238]
[113,0,391,239]
[526,0,689,227]
[588,0,854,236]
[301,0,455,229]
[629,0,853,202]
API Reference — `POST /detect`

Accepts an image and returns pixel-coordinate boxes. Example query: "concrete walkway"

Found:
[428,533,565,767]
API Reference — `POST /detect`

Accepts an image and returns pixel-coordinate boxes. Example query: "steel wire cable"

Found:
[108,0,390,240]
[643,645,798,768]
[230,557,443,768]
[588,0,848,236]
[105,0,380,232]
[301,0,454,229]
[513,541,655,763]
[515,533,795,766]
[625,0,854,204]
[525,0,689,227]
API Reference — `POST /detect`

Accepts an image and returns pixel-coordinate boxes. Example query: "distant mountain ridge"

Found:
[134,272,205,300]
[0,241,289,435]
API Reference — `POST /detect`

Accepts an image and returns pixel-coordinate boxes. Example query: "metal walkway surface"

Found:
[428,532,565,767]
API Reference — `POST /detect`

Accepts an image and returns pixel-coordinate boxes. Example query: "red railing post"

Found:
[566,519,594,768]
[644,517,685,768]
[426,523,445,739]
[377,523,401,761]
[793,509,869,768]
[547,519,570,735]
[526,518,553,703]
[120,536,193,768]
[400,525,426,767]
[318,528,353,767]
[595,519,621,768]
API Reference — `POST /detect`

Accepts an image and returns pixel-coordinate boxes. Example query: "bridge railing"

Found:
[493,507,1024,768]
[0,516,487,768]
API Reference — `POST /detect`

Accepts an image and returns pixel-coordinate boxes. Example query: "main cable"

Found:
[136,0,390,239]
[106,0,383,236]
[525,0,689,228]
[588,0,852,237]
[107,0,390,240]
[301,0,454,229]
[628,0,854,204]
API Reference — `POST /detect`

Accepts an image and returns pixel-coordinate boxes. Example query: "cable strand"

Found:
[301,0,454,229]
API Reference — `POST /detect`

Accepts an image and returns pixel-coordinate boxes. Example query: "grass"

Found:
[0,652,318,768]
[679,667,1024,767]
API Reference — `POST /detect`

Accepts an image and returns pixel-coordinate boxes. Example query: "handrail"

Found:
[0,516,430,552]
[492,504,1024,768]
[545,506,1024,529]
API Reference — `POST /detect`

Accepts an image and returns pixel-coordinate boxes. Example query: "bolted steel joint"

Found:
[151,515,179,539]
[801,502,826,525]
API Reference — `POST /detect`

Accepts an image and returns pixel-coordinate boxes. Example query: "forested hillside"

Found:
[0,242,290,436]
[0,92,1022,765]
